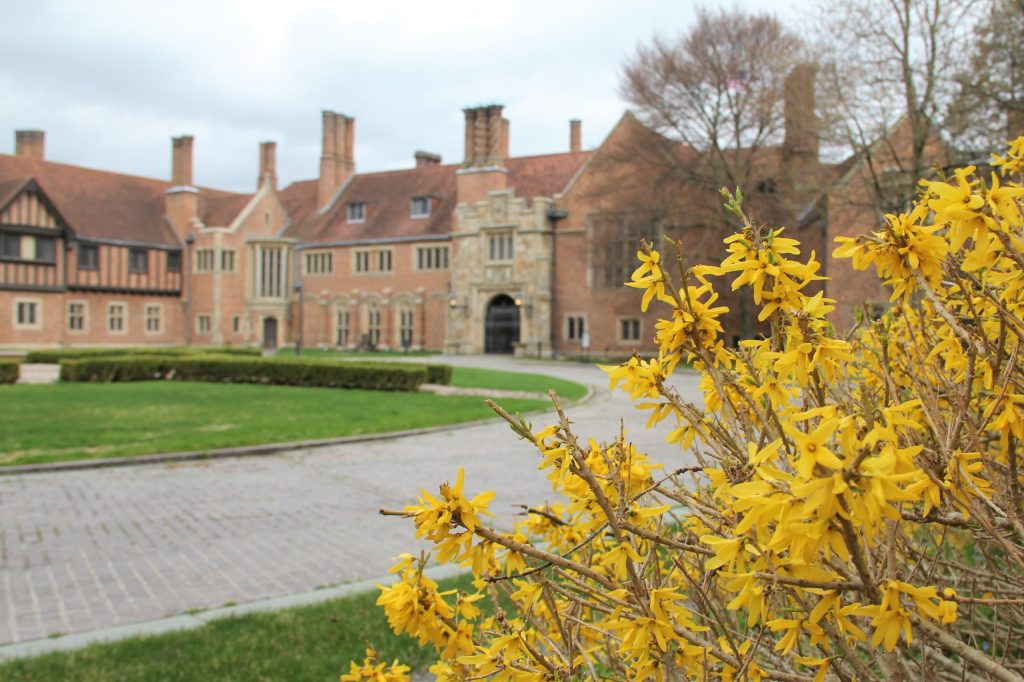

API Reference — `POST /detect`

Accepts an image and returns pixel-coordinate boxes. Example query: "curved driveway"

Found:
[0,356,701,646]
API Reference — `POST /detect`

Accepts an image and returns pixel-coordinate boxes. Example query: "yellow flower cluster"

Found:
[354,140,1024,681]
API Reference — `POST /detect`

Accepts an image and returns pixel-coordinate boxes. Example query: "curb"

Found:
[0,564,467,662]
[0,383,596,476]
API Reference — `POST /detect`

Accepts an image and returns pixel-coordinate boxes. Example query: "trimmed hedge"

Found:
[0,360,19,384]
[59,356,427,392]
[27,346,260,363]
[423,364,453,385]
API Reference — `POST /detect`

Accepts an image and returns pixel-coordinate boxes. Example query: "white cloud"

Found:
[1,0,817,193]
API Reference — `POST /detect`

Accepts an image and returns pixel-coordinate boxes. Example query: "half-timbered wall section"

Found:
[67,241,182,296]
[0,187,66,291]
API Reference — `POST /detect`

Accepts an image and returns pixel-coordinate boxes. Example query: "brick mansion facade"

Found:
[0,85,889,355]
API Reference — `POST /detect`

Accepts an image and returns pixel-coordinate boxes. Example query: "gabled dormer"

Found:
[0,178,71,291]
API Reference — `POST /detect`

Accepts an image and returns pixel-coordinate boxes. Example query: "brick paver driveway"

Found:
[0,357,700,645]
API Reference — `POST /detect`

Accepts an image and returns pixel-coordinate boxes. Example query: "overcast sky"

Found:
[1,0,816,194]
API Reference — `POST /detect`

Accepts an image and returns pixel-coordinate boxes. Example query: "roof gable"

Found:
[0,178,70,233]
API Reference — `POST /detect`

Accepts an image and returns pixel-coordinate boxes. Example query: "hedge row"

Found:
[26,346,260,363]
[59,356,430,392]
[0,360,18,384]
[421,364,453,385]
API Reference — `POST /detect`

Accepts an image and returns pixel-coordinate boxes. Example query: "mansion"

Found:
[0,79,886,355]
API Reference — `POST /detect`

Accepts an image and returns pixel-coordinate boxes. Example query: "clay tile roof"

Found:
[506,151,590,199]
[278,179,319,228]
[289,163,457,245]
[0,178,30,211]
[201,193,253,227]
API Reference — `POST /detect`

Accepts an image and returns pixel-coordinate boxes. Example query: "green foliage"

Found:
[26,346,260,363]
[0,359,19,384]
[59,356,428,392]
[421,363,453,385]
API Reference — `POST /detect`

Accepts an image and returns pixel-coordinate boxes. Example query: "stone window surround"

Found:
[13,297,42,329]
[107,301,127,334]
[617,316,642,344]
[67,300,88,333]
[144,304,162,335]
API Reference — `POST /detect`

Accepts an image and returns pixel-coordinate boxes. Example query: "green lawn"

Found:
[450,367,588,401]
[0,574,476,682]
[0,382,546,467]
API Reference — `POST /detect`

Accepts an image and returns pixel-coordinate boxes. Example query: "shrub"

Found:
[424,364,453,385]
[60,356,426,392]
[357,142,1024,681]
[0,360,19,384]
[27,346,260,363]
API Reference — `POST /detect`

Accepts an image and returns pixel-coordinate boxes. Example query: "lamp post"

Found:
[184,233,195,346]
[295,282,304,355]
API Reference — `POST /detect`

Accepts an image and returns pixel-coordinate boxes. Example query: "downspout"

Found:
[184,233,195,346]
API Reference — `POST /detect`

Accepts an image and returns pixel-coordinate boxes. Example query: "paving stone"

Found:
[0,357,700,646]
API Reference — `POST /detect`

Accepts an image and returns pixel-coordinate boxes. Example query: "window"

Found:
[145,305,161,334]
[221,249,236,272]
[256,245,286,297]
[410,196,430,218]
[14,300,39,328]
[305,251,333,275]
[354,248,393,274]
[195,249,215,272]
[399,309,414,348]
[566,315,586,342]
[34,237,56,263]
[107,303,126,333]
[67,302,86,332]
[232,316,240,333]
[366,307,381,347]
[197,314,211,334]
[488,232,514,261]
[79,244,99,270]
[166,251,181,273]
[619,318,641,343]
[347,202,366,223]
[2,233,22,259]
[129,248,148,274]
[336,309,350,347]
[416,245,449,271]
[589,213,660,290]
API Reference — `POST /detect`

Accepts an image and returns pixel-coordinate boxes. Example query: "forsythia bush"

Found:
[347,140,1024,681]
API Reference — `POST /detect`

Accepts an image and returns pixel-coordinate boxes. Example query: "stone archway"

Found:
[484,294,520,354]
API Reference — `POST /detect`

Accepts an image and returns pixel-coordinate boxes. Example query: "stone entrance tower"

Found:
[446,105,554,356]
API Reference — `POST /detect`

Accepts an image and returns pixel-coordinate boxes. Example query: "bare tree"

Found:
[620,7,806,202]
[815,0,978,215]
[949,0,1024,152]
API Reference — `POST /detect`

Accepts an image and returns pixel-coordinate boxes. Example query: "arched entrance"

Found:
[262,317,278,350]
[484,294,520,354]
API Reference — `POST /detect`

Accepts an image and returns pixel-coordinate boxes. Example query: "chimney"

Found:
[783,63,819,158]
[166,135,199,240]
[318,110,355,208]
[259,141,277,190]
[171,135,194,187]
[15,130,45,160]
[462,104,506,168]
[569,120,581,153]
[458,104,508,205]
[415,151,442,167]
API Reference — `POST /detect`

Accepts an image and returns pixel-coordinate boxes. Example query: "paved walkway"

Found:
[0,356,701,651]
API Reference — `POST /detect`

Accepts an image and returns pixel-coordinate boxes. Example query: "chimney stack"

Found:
[415,151,442,167]
[783,63,819,158]
[259,141,277,190]
[166,135,199,240]
[15,130,45,160]
[458,105,508,205]
[171,135,194,187]
[569,120,581,153]
[318,111,355,208]
[462,105,506,168]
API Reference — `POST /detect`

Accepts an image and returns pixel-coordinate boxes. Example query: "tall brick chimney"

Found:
[15,130,45,159]
[458,105,508,205]
[781,63,820,209]
[259,141,277,190]
[166,135,199,239]
[318,111,355,208]
[569,120,581,153]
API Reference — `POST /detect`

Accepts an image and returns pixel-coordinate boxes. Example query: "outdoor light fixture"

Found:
[448,293,468,315]
[514,291,533,318]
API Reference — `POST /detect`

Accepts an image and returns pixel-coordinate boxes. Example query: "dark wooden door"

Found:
[262,317,278,350]
[484,295,520,354]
